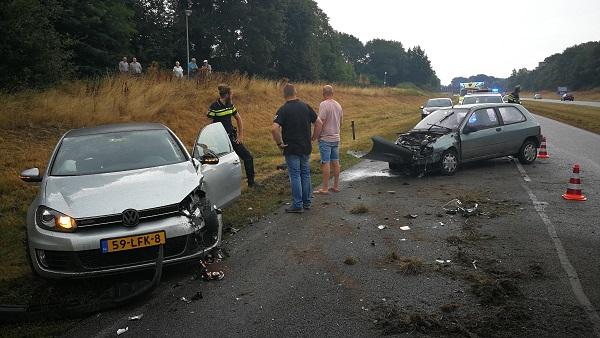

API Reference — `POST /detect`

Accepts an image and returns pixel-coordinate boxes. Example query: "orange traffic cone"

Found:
[538,136,550,159]
[562,164,587,201]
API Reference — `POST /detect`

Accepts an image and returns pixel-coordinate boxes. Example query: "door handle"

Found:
[496,127,502,132]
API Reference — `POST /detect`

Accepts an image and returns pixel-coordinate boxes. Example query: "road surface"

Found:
[522,97,600,108]
[65,115,600,337]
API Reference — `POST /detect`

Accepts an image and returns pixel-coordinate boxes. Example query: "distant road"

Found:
[522,98,600,108]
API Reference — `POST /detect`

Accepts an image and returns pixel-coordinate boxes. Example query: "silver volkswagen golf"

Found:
[20,122,241,278]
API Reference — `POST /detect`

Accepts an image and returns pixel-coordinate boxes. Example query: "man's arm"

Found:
[312,117,323,142]
[271,123,287,149]
[233,113,244,143]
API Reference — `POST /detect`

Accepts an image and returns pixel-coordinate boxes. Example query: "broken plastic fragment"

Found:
[399,226,411,231]
[405,214,418,219]
[128,314,143,321]
[387,191,396,194]
[377,225,386,230]
[435,259,445,264]
[180,297,191,304]
[117,327,129,335]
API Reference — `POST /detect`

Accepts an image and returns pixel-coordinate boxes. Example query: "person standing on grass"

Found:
[173,61,184,79]
[130,57,142,76]
[118,57,129,73]
[313,85,343,195]
[188,58,198,78]
[207,84,257,188]
[272,83,323,213]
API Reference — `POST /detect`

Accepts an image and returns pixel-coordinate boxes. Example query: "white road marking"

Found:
[514,159,600,337]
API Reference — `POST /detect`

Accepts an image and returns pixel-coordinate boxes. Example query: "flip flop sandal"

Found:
[313,190,329,195]
[329,188,341,193]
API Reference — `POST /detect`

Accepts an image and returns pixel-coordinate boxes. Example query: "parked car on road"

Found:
[420,98,453,119]
[561,93,574,101]
[365,103,542,175]
[19,122,241,278]
[534,93,542,99]
[461,93,504,104]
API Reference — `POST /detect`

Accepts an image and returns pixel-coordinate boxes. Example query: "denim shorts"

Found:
[318,140,339,164]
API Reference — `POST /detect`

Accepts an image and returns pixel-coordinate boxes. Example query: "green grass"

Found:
[523,101,600,134]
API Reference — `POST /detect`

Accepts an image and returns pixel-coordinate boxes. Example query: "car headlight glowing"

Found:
[36,206,77,232]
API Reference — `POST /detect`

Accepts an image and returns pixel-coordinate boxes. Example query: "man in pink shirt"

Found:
[312,85,343,194]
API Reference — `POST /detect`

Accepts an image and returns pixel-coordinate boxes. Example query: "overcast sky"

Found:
[315,0,600,85]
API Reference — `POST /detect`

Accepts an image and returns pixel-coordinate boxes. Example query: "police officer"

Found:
[207,84,256,187]
[505,85,521,104]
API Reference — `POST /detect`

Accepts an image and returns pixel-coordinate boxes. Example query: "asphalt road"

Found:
[522,97,600,108]
[65,115,600,337]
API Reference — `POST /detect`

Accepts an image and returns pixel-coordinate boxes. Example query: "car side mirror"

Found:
[20,168,42,183]
[200,151,219,165]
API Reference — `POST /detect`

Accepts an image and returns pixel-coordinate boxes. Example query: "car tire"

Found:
[518,140,537,165]
[440,149,459,175]
[200,198,220,245]
[389,162,402,171]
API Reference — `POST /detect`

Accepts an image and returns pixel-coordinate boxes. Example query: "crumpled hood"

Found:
[44,162,200,218]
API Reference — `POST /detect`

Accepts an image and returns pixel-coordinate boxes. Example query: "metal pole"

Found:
[351,120,356,140]
[185,14,190,80]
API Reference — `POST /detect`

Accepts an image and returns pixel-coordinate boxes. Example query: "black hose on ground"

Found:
[0,245,165,323]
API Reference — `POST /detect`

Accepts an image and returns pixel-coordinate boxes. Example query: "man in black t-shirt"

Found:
[207,84,256,187]
[272,83,323,213]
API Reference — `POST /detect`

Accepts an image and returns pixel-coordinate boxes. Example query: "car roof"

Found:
[64,123,169,138]
[427,97,452,100]
[455,103,522,109]
[463,93,502,97]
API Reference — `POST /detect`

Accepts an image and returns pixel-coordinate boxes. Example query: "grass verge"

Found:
[522,100,600,134]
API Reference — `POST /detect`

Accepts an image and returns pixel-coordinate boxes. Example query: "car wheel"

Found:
[200,198,220,246]
[389,162,402,171]
[440,149,459,175]
[518,140,537,164]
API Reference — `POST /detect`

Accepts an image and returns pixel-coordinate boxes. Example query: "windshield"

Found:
[426,98,452,107]
[462,95,503,104]
[51,130,187,176]
[414,108,469,131]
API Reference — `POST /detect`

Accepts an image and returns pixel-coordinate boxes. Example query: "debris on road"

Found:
[399,226,411,231]
[344,256,358,265]
[117,327,129,335]
[180,297,191,304]
[387,190,396,194]
[435,259,451,264]
[472,260,478,270]
[377,225,386,230]
[443,199,479,217]
[404,214,418,219]
[128,314,143,321]
[191,291,203,301]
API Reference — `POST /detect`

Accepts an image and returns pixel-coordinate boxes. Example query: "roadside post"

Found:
[351,120,356,140]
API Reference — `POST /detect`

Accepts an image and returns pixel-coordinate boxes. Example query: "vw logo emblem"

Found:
[122,209,140,227]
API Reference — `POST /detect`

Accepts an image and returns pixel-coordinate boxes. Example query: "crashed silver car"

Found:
[19,122,241,278]
[366,103,542,175]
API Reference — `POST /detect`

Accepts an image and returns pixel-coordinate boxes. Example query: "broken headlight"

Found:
[35,206,77,232]
[179,188,203,218]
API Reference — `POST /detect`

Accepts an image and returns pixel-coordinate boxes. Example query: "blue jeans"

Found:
[285,154,312,209]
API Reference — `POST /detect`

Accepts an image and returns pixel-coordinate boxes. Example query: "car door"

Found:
[495,106,528,155]
[460,108,503,161]
[192,123,241,209]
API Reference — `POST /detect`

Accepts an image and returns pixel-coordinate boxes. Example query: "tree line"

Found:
[0,0,440,91]
[507,41,600,91]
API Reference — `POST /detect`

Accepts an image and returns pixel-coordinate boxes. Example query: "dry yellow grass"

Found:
[523,100,600,134]
[0,73,427,280]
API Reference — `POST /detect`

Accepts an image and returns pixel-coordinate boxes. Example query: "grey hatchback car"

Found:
[20,122,241,278]
[366,103,542,175]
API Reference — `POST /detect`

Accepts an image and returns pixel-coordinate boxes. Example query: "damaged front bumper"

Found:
[364,131,453,169]
[28,212,223,279]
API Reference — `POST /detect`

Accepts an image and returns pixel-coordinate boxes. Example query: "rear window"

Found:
[51,130,187,176]
[462,95,503,104]
[426,99,452,107]
[499,106,526,124]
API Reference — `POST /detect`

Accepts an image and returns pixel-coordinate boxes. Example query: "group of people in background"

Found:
[118,57,143,75]
[206,82,343,213]
[118,56,212,79]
